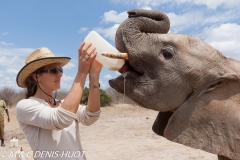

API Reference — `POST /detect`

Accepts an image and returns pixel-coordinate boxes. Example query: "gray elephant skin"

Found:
[108,9,240,160]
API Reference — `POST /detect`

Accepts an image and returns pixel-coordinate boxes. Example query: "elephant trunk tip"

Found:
[126,9,170,34]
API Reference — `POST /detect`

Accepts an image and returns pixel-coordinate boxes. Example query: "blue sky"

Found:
[0,0,240,91]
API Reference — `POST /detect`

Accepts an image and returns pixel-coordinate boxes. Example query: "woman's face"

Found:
[37,63,63,92]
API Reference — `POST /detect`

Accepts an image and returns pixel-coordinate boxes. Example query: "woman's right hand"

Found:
[77,42,97,75]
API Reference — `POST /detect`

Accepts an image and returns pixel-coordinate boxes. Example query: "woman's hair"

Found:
[25,67,45,98]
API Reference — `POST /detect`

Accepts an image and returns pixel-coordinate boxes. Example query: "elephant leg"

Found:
[152,111,173,136]
[218,155,231,160]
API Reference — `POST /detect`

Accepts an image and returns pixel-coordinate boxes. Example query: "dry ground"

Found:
[0,104,217,160]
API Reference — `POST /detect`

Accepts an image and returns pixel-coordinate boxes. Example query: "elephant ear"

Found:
[152,111,173,136]
[164,76,240,160]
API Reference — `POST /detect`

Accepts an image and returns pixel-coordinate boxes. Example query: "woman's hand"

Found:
[77,42,97,75]
[89,59,102,76]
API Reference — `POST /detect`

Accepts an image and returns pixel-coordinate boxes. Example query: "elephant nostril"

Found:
[127,11,137,18]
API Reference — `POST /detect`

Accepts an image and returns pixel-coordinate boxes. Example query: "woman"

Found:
[16,42,102,160]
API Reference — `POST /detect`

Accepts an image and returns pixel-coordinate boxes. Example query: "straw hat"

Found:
[16,47,71,88]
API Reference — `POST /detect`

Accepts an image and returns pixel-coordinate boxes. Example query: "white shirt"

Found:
[16,97,101,160]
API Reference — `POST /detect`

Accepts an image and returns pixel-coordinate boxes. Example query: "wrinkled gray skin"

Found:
[109,9,240,160]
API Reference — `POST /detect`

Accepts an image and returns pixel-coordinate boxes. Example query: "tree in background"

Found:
[80,87,89,105]
[80,87,112,107]
[0,87,25,106]
[55,89,68,100]
[99,89,112,107]
[0,86,129,107]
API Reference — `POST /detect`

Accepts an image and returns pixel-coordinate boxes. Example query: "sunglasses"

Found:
[39,67,63,75]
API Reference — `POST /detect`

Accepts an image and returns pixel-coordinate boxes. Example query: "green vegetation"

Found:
[80,87,112,107]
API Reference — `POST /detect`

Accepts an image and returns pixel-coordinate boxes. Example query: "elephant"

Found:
[105,9,240,160]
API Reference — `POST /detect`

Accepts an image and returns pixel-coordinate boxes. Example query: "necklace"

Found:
[45,99,53,105]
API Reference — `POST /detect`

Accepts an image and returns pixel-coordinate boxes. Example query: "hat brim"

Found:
[16,57,71,88]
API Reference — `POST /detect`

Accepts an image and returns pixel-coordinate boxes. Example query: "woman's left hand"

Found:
[89,59,102,76]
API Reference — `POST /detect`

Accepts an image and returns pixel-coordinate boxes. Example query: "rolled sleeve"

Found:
[54,106,77,129]
[76,105,101,126]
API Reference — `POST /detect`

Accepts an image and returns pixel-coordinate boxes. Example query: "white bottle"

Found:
[83,31,125,71]
[10,136,15,147]
[14,136,19,147]
[16,147,25,160]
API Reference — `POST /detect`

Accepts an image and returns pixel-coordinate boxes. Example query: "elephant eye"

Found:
[161,48,173,59]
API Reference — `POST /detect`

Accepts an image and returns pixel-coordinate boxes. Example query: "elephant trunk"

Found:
[115,9,170,53]
[127,9,170,34]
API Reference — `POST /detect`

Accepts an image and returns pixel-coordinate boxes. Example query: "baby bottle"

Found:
[10,136,15,147]
[83,31,125,71]
[16,147,25,160]
[14,136,19,147]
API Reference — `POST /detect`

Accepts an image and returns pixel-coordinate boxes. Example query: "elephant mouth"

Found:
[118,61,138,74]
[104,52,146,102]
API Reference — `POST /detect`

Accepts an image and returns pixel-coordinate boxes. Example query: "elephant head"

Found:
[107,9,240,160]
